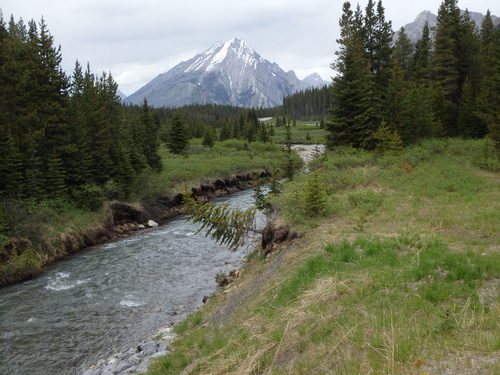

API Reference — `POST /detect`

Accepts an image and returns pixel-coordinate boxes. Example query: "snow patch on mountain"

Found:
[125,38,327,108]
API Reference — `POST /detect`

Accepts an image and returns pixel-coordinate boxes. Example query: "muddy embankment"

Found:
[0,170,273,288]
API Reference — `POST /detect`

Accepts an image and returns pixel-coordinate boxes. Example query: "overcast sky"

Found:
[1,0,498,95]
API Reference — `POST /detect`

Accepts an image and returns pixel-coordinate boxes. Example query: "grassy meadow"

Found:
[269,120,329,145]
[148,138,499,375]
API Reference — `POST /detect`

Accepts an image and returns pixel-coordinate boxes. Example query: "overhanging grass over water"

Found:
[133,140,298,199]
[148,138,500,375]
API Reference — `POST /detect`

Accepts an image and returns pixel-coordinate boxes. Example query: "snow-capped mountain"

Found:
[125,38,327,108]
[402,10,499,42]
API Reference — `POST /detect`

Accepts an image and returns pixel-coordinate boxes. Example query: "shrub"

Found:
[348,190,384,214]
[70,184,105,211]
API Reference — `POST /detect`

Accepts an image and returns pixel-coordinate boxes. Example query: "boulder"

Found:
[110,202,146,225]
[146,220,158,228]
[261,220,297,254]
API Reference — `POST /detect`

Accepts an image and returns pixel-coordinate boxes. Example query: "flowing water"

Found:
[0,189,263,375]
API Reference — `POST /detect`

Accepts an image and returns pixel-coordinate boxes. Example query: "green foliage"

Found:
[328,2,379,149]
[348,190,384,214]
[325,0,498,150]
[304,171,326,216]
[283,85,331,120]
[70,184,105,211]
[372,122,403,155]
[182,192,257,250]
[167,112,189,155]
[201,128,214,148]
[283,122,295,180]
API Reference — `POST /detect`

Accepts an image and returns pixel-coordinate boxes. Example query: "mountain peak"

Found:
[184,37,260,73]
[126,39,326,108]
[403,9,499,43]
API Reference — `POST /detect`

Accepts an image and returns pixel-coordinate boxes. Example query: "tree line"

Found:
[328,0,499,150]
[0,15,283,205]
[282,85,331,121]
[0,15,164,203]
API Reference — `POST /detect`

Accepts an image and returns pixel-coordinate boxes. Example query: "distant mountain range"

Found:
[401,9,500,42]
[124,37,328,108]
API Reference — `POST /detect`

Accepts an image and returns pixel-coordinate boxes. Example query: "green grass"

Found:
[149,235,499,375]
[133,139,296,199]
[270,121,328,144]
[147,138,500,375]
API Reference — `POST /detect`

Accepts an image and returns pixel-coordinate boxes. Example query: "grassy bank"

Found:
[148,138,499,375]
[270,121,328,145]
[0,140,295,286]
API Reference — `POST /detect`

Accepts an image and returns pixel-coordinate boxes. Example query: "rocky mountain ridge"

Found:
[402,9,500,42]
[125,37,327,108]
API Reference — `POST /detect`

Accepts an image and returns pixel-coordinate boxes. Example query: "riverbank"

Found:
[0,169,271,288]
[146,138,500,375]
[1,140,303,288]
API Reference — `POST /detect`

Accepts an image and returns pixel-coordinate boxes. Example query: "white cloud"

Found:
[1,0,498,94]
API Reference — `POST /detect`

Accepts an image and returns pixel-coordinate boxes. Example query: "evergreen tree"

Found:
[328,1,378,149]
[412,22,432,82]
[0,130,24,198]
[284,122,294,180]
[167,111,189,154]
[202,128,214,147]
[45,151,66,197]
[458,77,485,138]
[141,99,162,171]
[476,27,500,152]
[433,0,461,136]
[304,171,325,216]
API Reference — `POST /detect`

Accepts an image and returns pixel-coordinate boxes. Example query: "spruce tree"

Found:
[284,122,294,180]
[141,99,162,171]
[202,128,214,147]
[167,112,189,155]
[433,0,461,136]
[328,1,378,149]
[412,22,432,82]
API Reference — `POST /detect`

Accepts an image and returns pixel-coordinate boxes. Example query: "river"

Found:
[0,189,264,375]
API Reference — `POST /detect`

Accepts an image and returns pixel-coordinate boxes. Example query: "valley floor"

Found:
[148,138,499,375]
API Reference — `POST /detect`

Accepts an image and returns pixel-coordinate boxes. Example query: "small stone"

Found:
[157,326,172,334]
[202,296,209,303]
[147,220,158,227]
[137,224,146,229]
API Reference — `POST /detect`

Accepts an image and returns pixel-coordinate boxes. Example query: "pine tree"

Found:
[328,1,378,149]
[412,22,432,82]
[202,128,214,147]
[373,122,403,154]
[284,122,294,179]
[476,26,500,153]
[141,99,162,171]
[167,112,189,154]
[0,130,24,198]
[304,171,325,216]
[433,0,461,136]
[45,151,66,197]
[392,28,413,78]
